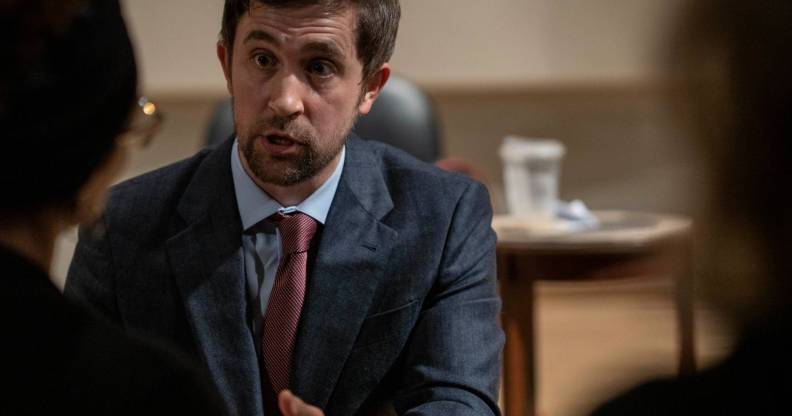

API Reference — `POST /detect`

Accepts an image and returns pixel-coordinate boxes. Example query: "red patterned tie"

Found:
[262,212,318,394]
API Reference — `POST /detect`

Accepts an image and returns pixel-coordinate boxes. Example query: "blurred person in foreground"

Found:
[0,0,228,413]
[64,0,503,415]
[592,0,792,414]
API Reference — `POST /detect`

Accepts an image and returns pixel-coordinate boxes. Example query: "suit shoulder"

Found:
[360,139,483,199]
[101,147,216,236]
[113,147,213,197]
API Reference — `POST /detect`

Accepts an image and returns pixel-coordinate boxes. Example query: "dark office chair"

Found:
[353,75,441,162]
[204,74,442,162]
[205,98,234,148]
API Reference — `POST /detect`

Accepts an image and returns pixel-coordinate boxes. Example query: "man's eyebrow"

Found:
[302,41,345,60]
[243,29,279,45]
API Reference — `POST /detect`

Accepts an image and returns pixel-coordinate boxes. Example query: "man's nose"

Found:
[268,73,305,119]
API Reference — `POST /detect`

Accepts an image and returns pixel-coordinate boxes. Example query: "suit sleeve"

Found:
[64,215,123,324]
[394,181,504,415]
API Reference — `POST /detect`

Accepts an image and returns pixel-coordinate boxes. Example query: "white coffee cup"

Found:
[499,136,566,218]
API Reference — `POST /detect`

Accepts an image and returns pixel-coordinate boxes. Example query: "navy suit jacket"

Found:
[65,135,503,415]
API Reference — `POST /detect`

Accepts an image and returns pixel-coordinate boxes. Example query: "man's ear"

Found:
[357,63,391,115]
[217,41,233,94]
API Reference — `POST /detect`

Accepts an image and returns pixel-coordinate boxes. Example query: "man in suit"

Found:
[65,1,503,415]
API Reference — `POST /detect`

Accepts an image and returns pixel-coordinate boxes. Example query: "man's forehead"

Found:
[248,2,348,17]
[239,3,357,45]
[240,4,357,34]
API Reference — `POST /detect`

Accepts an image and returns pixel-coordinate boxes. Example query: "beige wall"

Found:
[121,0,226,95]
[122,0,683,94]
[394,0,682,87]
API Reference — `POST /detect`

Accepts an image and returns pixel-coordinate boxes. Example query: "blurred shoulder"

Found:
[112,145,217,201]
[348,136,488,204]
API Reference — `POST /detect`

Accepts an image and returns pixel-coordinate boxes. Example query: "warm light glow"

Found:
[143,102,157,116]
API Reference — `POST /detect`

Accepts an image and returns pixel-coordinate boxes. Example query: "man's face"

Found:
[218,4,384,188]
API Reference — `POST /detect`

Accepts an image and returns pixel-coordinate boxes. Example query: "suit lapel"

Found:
[292,137,397,408]
[166,138,263,415]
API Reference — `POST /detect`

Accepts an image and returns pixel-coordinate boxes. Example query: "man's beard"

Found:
[239,114,354,187]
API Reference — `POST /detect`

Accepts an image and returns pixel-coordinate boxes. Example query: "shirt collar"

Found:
[231,139,345,230]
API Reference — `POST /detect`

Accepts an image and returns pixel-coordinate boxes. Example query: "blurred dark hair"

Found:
[0,0,138,213]
[220,0,400,81]
[674,0,792,320]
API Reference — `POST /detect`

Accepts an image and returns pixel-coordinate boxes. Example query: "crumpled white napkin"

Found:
[556,199,600,231]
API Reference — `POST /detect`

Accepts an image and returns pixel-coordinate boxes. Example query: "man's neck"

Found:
[241,151,342,207]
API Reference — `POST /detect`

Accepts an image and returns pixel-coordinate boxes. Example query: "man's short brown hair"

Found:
[220,0,400,81]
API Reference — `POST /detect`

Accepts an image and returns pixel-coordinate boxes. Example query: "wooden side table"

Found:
[494,211,694,416]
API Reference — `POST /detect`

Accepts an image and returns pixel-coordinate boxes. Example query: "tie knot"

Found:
[269,212,318,254]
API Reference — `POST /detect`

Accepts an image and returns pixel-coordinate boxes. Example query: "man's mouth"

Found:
[259,132,303,157]
[266,134,297,145]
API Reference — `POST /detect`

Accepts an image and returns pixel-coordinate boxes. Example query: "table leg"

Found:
[500,254,535,416]
[674,240,697,375]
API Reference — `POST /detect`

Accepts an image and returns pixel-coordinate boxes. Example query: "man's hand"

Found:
[278,390,324,416]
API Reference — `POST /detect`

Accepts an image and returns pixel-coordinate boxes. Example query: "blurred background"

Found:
[115,0,701,214]
[52,1,733,415]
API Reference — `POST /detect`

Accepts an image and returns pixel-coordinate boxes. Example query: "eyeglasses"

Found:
[118,96,163,148]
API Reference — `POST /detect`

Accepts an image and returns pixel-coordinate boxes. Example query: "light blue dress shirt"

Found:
[230,139,345,346]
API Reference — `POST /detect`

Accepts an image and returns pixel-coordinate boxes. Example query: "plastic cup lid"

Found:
[499,135,566,162]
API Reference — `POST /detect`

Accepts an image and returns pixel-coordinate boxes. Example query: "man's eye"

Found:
[307,60,336,78]
[253,53,275,68]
